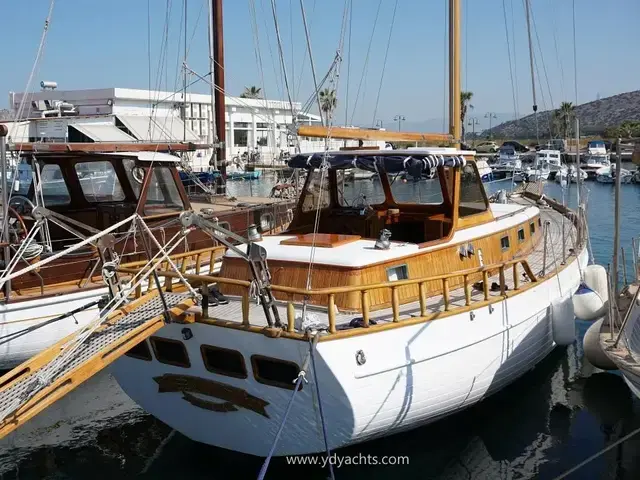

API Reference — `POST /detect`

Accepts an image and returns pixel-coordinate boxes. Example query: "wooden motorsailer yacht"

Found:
[0,0,589,462]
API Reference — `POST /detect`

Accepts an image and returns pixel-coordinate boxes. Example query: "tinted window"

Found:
[144,167,184,215]
[150,337,190,368]
[458,163,488,217]
[41,164,71,206]
[75,161,125,202]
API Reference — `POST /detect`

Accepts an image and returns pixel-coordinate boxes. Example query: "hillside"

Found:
[487,90,640,138]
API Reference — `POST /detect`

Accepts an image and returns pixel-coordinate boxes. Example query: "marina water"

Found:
[1,175,639,479]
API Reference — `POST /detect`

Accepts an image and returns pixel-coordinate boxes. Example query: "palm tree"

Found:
[240,86,262,99]
[319,88,337,125]
[553,102,575,139]
[460,91,474,141]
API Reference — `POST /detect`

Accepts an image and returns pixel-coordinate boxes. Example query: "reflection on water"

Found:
[1,177,640,479]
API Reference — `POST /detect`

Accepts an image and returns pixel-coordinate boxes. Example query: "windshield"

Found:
[75,161,125,203]
[143,166,185,215]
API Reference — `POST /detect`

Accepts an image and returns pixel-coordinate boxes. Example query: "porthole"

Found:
[251,355,301,390]
[150,336,191,368]
[201,345,247,379]
[517,228,525,243]
[125,340,152,361]
[500,235,510,251]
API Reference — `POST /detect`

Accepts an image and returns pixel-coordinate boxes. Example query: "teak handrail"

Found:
[119,256,538,335]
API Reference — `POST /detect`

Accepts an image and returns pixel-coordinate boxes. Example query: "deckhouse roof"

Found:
[288,149,474,174]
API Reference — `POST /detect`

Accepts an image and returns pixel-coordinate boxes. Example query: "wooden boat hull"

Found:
[111,247,587,456]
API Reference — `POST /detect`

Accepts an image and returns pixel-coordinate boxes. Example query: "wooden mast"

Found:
[449,0,461,148]
[212,0,227,189]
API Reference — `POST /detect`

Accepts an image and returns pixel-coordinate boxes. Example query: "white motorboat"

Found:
[555,164,587,184]
[581,140,611,179]
[513,151,552,182]
[491,146,522,179]
[595,165,632,184]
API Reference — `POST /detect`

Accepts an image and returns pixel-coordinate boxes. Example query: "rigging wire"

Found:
[258,0,285,102]
[299,0,325,126]
[371,0,399,128]
[501,0,519,123]
[572,0,579,106]
[293,0,318,101]
[549,0,566,101]
[269,0,297,122]
[349,0,383,125]
[529,1,555,110]
[523,0,539,142]
[13,0,56,124]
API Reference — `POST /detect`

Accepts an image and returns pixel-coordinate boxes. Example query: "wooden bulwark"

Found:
[0,291,195,441]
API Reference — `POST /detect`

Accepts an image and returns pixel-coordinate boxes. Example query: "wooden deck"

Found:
[199,195,579,331]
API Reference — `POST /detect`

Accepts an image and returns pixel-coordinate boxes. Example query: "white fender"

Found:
[551,297,576,346]
[584,264,609,304]
[572,283,606,322]
[582,317,617,370]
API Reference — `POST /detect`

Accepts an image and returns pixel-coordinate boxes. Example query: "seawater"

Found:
[1,175,640,479]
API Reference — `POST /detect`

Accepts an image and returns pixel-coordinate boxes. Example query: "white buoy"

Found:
[582,318,617,370]
[551,297,576,346]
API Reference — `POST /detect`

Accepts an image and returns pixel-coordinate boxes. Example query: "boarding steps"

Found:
[0,291,195,440]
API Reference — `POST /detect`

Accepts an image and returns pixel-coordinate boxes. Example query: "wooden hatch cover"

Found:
[280,233,361,248]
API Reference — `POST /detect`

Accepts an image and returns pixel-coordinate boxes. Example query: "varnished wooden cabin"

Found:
[219,149,543,312]
[2,143,291,301]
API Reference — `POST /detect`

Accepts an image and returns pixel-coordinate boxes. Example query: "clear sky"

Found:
[2,0,639,128]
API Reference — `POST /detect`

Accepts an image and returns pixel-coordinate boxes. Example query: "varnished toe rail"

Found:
[119,257,539,338]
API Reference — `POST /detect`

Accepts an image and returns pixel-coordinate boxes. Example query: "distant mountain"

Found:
[487,90,640,139]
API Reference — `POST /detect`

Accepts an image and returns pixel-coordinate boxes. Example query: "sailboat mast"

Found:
[212,0,227,186]
[183,0,188,143]
[449,0,461,147]
[524,0,539,142]
[207,0,217,170]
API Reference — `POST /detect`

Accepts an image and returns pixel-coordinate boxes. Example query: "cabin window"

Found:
[251,355,301,390]
[458,163,488,217]
[538,218,542,227]
[517,228,525,242]
[260,213,274,232]
[500,235,510,251]
[301,170,331,212]
[144,167,185,215]
[41,164,71,206]
[386,264,409,281]
[201,345,247,379]
[388,171,443,205]
[75,161,125,203]
[530,222,536,235]
[150,337,191,368]
[125,340,152,361]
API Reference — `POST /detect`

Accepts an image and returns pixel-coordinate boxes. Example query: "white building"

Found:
[7,87,329,170]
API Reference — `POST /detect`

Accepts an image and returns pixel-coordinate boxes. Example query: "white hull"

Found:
[112,248,587,457]
[0,288,107,369]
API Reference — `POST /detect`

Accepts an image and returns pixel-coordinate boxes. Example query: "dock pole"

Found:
[0,125,10,299]
[613,138,622,299]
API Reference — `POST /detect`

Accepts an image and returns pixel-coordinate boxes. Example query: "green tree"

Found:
[618,120,640,139]
[460,91,474,140]
[319,88,337,125]
[240,86,262,99]
[553,102,575,139]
